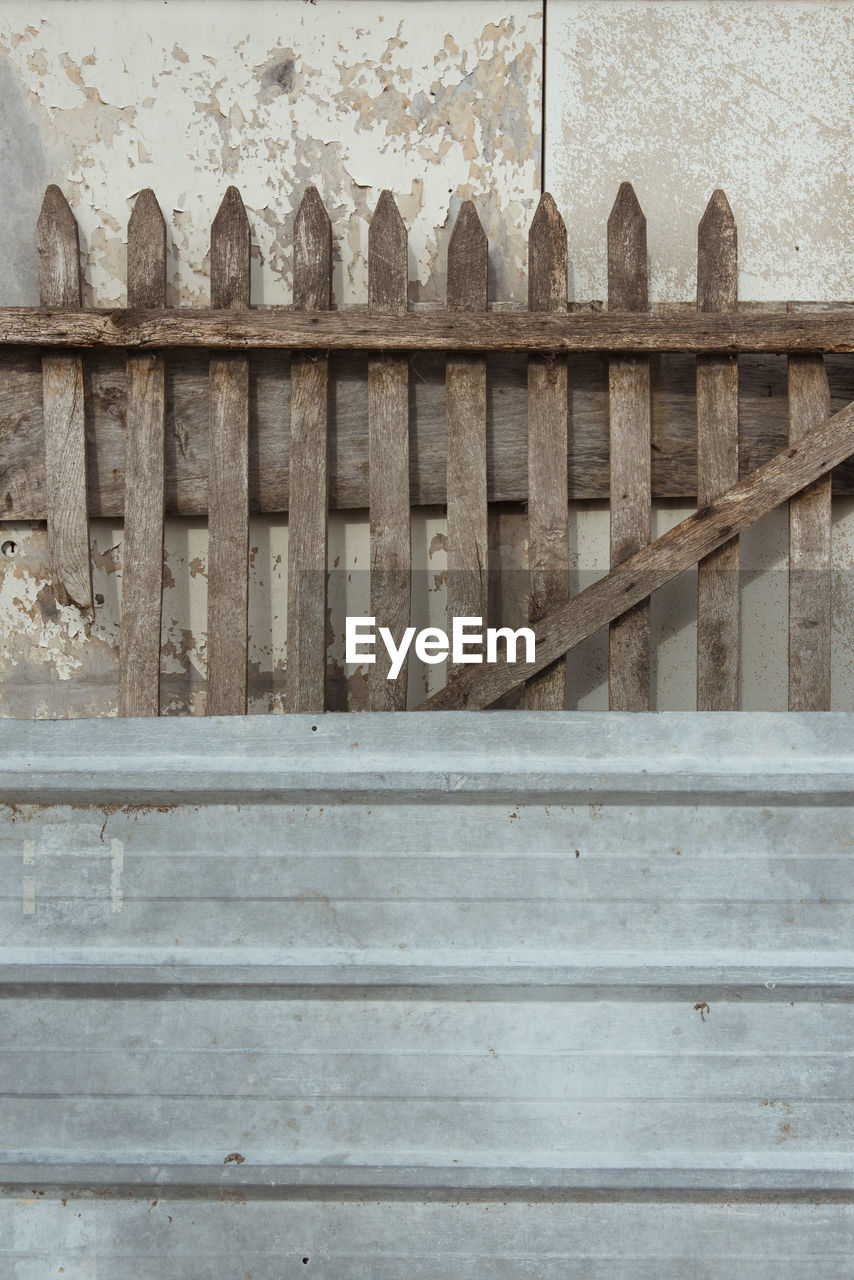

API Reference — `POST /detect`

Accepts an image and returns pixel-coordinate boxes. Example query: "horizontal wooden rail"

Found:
[5,347,853,523]
[418,394,854,710]
[2,307,854,353]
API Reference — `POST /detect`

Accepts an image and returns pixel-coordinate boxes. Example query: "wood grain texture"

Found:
[5,306,854,353]
[286,187,332,714]
[788,355,832,711]
[526,193,569,709]
[418,393,854,711]
[446,202,489,683]
[206,187,251,716]
[608,183,650,710]
[696,189,740,710]
[37,186,92,615]
[487,503,530,710]
[3,346,853,521]
[118,190,167,718]
[36,186,81,311]
[368,191,410,709]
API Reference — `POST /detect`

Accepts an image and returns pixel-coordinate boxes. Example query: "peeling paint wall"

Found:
[0,0,542,307]
[0,0,540,714]
[0,511,450,716]
[1,0,853,714]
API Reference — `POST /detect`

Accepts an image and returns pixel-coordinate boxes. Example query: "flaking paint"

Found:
[0,1,542,307]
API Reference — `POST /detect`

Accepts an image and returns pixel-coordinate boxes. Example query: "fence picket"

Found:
[118,189,167,717]
[206,187,251,716]
[419,394,854,711]
[696,189,740,709]
[368,191,411,710]
[607,182,651,709]
[446,200,488,683]
[525,193,569,709]
[286,187,332,714]
[37,185,92,615]
[788,355,832,710]
[12,180,853,718]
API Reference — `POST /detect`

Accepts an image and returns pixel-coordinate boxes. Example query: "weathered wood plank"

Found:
[37,189,81,308]
[525,194,569,709]
[608,183,651,710]
[118,190,167,719]
[696,189,740,710]
[4,306,854,353]
[37,185,92,614]
[487,503,530,710]
[789,355,832,710]
[368,191,410,709]
[417,394,854,710]
[446,201,488,683]
[2,346,853,522]
[206,187,250,717]
[286,187,332,714]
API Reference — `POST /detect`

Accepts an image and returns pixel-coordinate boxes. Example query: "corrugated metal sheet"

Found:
[2,711,853,1275]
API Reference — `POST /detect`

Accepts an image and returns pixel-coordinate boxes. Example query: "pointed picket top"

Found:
[369,190,407,313]
[607,181,647,311]
[528,192,568,312]
[127,188,167,308]
[37,184,81,307]
[293,186,332,311]
[697,188,737,313]
[448,199,487,311]
[211,186,251,309]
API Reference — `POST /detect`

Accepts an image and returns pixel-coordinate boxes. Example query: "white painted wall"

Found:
[545,0,854,303]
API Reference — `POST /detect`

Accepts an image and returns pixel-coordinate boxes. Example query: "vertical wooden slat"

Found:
[37,185,92,614]
[487,504,530,710]
[118,189,167,717]
[286,186,332,714]
[607,182,651,710]
[368,191,411,710]
[525,193,569,709]
[696,188,740,710]
[446,200,488,683]
[206,186,250,716]
[789,355,832,710]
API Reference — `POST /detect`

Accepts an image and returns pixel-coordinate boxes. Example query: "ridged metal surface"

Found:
[2,712,853,1275]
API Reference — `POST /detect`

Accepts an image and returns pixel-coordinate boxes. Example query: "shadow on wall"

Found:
[0,56,49,305]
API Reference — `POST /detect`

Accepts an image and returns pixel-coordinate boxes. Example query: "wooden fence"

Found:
[3,182,854,715]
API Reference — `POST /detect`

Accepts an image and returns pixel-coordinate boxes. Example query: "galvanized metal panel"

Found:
[2,712,853,1274]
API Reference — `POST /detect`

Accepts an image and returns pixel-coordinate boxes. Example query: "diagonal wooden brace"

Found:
[418,395,854,711]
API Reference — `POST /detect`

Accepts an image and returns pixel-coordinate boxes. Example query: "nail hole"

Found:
[311,725,317,732]
[1,540,18,557]
[302,1258,310,1265]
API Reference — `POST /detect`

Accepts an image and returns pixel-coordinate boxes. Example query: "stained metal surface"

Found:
[2,712,853,1274]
